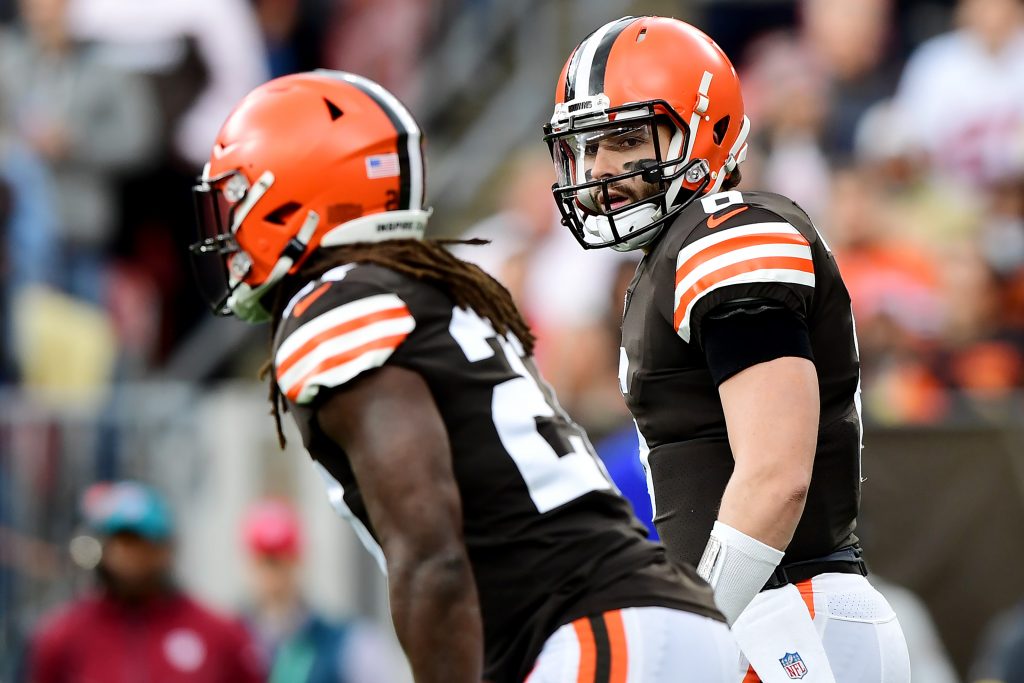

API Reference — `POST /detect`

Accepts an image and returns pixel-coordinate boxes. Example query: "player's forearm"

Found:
[388,548,483,683]
[717,356,819,551]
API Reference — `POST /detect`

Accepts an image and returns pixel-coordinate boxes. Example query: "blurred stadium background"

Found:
[1,0,1023,680]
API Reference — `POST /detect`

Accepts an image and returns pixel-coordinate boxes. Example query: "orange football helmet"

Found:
[543,16,749,251]
[190,70,429,322]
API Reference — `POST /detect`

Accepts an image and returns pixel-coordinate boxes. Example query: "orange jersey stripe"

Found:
[604,610,629,683]
[742,665,761,682]
[673,256,815,331]
[283,333,408,401]
[291,281,333,319]
[572,617,597,683]
[675,233,810,288]
[277,306,410,377]
[796,578,816,619]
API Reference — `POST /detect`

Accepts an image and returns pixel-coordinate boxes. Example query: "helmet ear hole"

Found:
[713,115,731,145]
[264,202,302,225]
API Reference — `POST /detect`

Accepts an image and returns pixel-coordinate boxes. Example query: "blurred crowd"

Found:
[0,0,471,389]
[0,0,1020,424]
[1,0,1023,680]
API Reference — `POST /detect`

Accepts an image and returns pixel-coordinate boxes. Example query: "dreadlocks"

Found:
[260,239,535,447]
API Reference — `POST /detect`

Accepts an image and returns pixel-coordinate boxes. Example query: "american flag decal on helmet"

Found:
[366,153,401,179]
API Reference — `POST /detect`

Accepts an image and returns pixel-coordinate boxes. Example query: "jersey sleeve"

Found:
[670,210,815,344]
[273,265,417,405]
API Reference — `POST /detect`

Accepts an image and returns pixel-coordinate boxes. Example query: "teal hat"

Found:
[83,481,174,541]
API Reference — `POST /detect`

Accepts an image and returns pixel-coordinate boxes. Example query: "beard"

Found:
[587,177,661,214]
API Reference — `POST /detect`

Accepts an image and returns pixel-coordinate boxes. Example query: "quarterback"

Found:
[544,16,911,683]
[188,70,737,682]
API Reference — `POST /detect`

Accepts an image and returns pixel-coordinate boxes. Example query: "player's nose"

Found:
[589,145,621,180]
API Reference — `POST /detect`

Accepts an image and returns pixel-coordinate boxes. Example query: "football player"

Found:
[188,70,738,683]
[543,16,911,683]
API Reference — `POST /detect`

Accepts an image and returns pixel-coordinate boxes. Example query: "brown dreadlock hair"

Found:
[260,238,535,447]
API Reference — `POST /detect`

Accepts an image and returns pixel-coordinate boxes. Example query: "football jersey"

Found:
[620,190,862,569]
[272,261,721,683]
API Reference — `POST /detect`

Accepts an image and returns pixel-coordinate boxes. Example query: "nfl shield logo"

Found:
[779,652,808,680]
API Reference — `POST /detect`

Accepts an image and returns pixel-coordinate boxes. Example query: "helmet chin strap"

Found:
[227,208,434,322]
[583,203,662,252]
[227,209,321,322]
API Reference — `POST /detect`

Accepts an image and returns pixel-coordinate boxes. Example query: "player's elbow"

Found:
[388,535,472,584]
[733,459,812,508]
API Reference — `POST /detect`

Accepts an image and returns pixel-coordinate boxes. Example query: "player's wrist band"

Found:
[696,520,785,624]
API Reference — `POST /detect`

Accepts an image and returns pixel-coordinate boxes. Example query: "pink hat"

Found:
[243,499,303,558]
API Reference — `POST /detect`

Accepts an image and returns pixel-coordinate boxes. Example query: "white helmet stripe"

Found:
[684,70,714,164]
[571,18,625,100]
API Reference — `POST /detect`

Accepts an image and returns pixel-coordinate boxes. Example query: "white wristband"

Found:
[697,520,785,624]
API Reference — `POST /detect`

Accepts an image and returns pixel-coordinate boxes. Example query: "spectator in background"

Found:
[323,0,434,105]
[740,0,897,220]
[0,134,59,383]
[801,0,899,158]
[64,0,268,357]
[66,0,267,170]
[0,0,157,304]
[25,481,265,683]
[893,0,1024,187]
[254,0,330,78]
[241,499,403,683]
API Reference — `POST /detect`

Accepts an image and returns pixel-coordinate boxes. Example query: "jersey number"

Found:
[449,308,612,513]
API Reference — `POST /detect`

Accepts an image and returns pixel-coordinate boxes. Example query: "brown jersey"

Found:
[272,261,721,683]
[620,190,862,568]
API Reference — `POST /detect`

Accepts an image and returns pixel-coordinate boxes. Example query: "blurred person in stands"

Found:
[0,134,59,383]
[452,152,635,436]
[241,498,404,683]
[66,0,266,171]
[25,481,265,683]
[254,0,330,78]
[0,0,157,304]
[188,70,736,682]
[739,0,898,219]
[65,0,268,356]
[322,0,433,105]
[893,0,1024,187]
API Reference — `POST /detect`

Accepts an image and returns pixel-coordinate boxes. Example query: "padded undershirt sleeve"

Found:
[700,301,813,387]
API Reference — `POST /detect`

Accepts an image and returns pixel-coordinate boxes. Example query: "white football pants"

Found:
[526,606,737,682]
[734,573,911,683]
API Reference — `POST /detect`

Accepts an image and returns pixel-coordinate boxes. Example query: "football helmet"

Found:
[543,16,749,251]
[190,70,430,322]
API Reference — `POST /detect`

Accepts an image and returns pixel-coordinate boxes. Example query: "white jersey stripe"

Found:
[674,243,813,311]
[292,346,400,404]
[677,269,816,342]
[278,315,415,392]
[276,293,407,365]
[675,221,804,271]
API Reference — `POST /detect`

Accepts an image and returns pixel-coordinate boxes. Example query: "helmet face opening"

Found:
[189,170,250,316]
[544,100,706,250]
